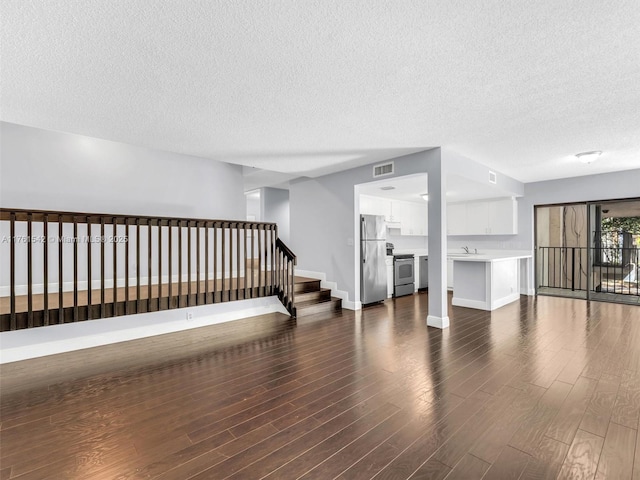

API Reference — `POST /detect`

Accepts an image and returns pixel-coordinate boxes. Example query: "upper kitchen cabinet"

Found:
[400,201,428,236]
[360,194,392,222]
[360,195,428,236]
[447,203,467,235]
[487,198,518,234]
[447,197,518,235]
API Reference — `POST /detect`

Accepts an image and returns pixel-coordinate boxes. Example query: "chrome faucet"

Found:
[463,246,469,253]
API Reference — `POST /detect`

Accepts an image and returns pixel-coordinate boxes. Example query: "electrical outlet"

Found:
[186,311,193,321]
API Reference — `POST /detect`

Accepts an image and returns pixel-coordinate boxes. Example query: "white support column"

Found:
[427,159,449,329]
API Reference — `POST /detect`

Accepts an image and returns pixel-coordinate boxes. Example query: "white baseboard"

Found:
[427,315,450,329]
[452,292,521,311]
[521,288,536,296]
[452,297,489,310]
[295,269,360,310]
[0,296,288,364]
[491,292,522,309]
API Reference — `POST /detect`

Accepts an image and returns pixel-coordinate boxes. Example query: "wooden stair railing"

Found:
[275,238,297,318]
[0,208,296,331]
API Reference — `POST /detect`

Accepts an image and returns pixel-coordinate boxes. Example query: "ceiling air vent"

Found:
[373,162,394,178]
[488,171,497,184]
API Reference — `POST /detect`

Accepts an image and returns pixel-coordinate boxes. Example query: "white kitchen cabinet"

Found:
[385,256,394,298]
[447,197,518,236]
[466,201,489,235]
[447,259,454,289]
[399,201,428,236]
[488,198,518,234]
[447,203,467,235]
[360,195,392,222]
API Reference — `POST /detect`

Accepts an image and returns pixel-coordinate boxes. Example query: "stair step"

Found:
[294,277,322,294]
[296,297,342,317]
[296,288,332,303]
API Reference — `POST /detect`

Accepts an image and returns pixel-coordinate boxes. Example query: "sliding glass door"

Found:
[535,198,640,305]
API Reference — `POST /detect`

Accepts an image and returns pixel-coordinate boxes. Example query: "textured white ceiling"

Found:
[358,173,510,203]
[2,0,639,182]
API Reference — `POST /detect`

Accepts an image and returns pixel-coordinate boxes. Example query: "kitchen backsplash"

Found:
[448,237,528,251]
[387,233,428,250]
[387,233,528,253]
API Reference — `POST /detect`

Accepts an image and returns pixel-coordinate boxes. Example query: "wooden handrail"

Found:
[275,238,297,318]
[0,207,295,331]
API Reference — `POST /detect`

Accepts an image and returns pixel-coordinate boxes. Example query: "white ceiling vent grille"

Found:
[488,170,497,184]
[373,162,394,178]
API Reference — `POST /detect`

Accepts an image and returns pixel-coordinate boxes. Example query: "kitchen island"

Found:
[450,252,532,311]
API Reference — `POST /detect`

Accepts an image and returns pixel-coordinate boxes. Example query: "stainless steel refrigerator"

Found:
[360,214,387,304]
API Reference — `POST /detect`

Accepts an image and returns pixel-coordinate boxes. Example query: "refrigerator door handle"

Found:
[363,242,366,263]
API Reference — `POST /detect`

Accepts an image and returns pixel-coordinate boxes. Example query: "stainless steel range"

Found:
[393,254,414,297]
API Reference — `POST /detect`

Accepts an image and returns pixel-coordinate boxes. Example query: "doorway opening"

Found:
[535,198,640,305]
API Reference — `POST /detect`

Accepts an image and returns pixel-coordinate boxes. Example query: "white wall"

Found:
[290,150,439,306]
[0,122,245,219]
[290,148,523,308]
[387,232,428,251]
[519,169,640,290]
[261,187,290,244]
[0,122,246,292]
[245,192,261,221]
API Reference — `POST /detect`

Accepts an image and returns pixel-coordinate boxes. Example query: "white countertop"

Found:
[447,251,532,262]
[389,249,532,261]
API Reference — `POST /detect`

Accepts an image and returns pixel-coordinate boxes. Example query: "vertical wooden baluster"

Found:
[229,223,233,301]
[249,224,254,298]
[9,212,16,330]
[27,213,33,328]
[273,230,277,295]
[87,218,92,320]
[113,218,117,316]
[291,257,295,315]
[244,225,248,299]
[178,220,183,308]
[205,223,209,303]
[125,219,129,315]
[158,219,162,309]
[187,221,192,307]
[43,215,49,326]
[196,221,201,305]
[236,223,241,299]
[221,223,226,300]
[58,215,63,324]
[266,228,271,294]
[258,226,263,296]
[168,221,173,308]
[73,217,78,322]
[148,219,153,312]
[262,226,267,297]
[101,216,106,318]
[136,219,140,313]
[284,255,288,306]
[213,224,218,302]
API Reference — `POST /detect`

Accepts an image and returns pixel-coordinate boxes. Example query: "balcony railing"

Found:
[0,208,297,331]
[537,245,639,297]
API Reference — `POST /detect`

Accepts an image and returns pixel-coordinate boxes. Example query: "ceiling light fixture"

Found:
[421,194,429,201]
[575,151,602,164]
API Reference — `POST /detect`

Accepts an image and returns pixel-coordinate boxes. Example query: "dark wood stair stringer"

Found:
[294,277,342,317]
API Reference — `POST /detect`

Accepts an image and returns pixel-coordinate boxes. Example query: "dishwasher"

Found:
[418,255,428,290]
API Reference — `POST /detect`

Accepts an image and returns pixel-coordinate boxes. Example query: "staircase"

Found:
[294,277,342,317]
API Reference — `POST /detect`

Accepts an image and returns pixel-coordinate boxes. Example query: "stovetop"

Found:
[393,254,414,260]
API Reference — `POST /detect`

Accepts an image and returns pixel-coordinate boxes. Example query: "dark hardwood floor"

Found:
[1,293,639,479]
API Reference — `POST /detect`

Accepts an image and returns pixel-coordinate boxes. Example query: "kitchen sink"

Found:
[448,253,481,258]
